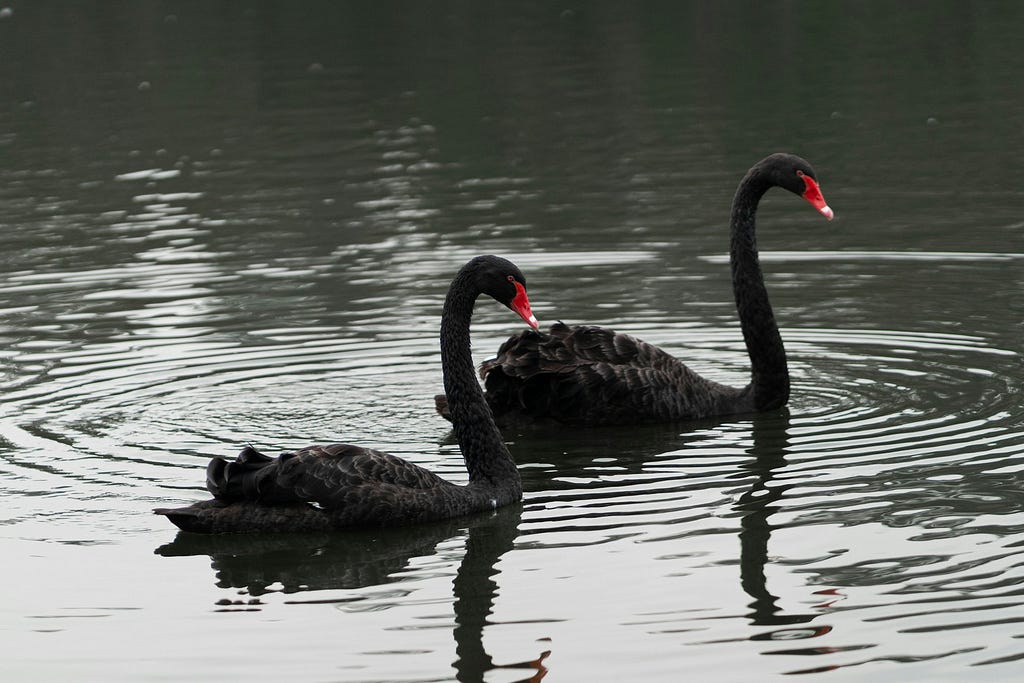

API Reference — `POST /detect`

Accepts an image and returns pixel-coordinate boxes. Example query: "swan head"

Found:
[466,255,539,329]
[760,153,834,221]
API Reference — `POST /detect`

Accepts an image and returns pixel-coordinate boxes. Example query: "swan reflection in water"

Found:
[735,413,821,629]
[156,505,549,683]
[156,414,828,680]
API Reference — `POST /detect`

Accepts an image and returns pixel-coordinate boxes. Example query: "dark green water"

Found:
[2,2,1022,681]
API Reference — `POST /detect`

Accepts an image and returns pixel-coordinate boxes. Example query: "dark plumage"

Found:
[436,153,834,426]
[156,255,539,533]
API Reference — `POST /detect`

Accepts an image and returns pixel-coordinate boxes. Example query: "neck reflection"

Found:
[155,504,548,681]
[734,412,817,627]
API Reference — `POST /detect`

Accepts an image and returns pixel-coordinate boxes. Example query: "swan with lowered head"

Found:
[157,255,538,533]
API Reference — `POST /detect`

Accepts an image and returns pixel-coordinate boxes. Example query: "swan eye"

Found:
[796,169,805,178]
[506,275,515,282]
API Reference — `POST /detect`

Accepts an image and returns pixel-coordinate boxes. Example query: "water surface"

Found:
[1,2,1022,681]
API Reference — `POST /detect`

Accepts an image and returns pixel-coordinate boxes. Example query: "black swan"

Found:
[156,255,539,533]
[436,153,833,426]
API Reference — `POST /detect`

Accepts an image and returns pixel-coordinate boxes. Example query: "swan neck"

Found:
[730,174,790,409]
[440,274,521,490]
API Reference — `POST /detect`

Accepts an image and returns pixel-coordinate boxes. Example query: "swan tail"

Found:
[205,446,302,504]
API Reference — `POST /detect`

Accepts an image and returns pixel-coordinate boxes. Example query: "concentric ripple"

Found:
[2,220,1022,679]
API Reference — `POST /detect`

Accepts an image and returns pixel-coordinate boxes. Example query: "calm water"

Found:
[2,2,1023,681]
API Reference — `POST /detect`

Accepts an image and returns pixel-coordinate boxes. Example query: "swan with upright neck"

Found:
[436,153,833,426]
[156,255,538,533]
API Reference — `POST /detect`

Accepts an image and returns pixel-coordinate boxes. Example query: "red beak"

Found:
[510,281,539,329]
[801,175,834,221]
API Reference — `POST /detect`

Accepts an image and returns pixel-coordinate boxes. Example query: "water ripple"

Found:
[2,225,1021,678]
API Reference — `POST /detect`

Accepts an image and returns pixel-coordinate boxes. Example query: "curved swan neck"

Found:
[440,273,521,489]
[730,171,790,410]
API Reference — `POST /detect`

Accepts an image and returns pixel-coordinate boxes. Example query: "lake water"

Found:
[2,2,1023,681]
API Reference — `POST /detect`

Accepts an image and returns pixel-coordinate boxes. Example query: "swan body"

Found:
[437,153,833,426]
[468,321,752,425]
[156,255,538,533]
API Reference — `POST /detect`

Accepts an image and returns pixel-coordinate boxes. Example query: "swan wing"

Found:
[207,444,450,508]
[482,322,683,376]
